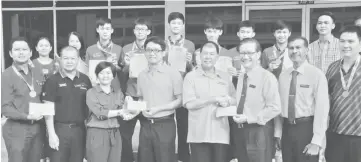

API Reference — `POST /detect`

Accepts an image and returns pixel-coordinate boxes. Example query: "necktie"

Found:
[232,76,238,88]
[237,74,248,114]
[288,71,298,123]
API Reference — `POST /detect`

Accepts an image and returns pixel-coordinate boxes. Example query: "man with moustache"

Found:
[231,38,281,162]
[325,25,361,162]
[42,46,92,162]
[2,37,44,162]
[276,37,329,162]
[308,12,340,73]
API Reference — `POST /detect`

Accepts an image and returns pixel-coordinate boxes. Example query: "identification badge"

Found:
[249,84,256,88]
[300,84,310,88]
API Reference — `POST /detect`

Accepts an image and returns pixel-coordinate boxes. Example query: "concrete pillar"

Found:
[164,0,185,39]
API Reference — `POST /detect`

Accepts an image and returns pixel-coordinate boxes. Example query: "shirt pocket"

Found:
[211,79,229,97]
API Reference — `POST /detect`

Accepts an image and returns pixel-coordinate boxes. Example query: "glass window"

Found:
[56,10,108,54]
[309,6,361,42]
[110,8,165,46]
[249,9,303,50]
[185,1,239,4]
[185,6,242,50]
[111,1,164,6]
[2,1,53,8]
[2,11,53,68]
[55,0,108,7]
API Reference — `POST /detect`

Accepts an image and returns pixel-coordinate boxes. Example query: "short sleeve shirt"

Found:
[183,68,236,144]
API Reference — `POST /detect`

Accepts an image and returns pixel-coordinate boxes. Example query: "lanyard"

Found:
[340,56,360,91]
[12,65,34,91]
[97,41,116,58]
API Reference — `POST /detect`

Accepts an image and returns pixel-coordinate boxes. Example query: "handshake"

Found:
[214,95,232,107]
[121,96,147,120]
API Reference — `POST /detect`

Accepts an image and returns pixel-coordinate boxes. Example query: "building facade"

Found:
[1,0,361,70]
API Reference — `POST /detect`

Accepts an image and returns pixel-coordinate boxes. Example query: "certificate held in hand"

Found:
[129,53,148,78]
[29,102,55,115]
[168,46,187,72]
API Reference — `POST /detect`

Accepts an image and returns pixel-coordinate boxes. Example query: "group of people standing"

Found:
[2,10,361,162]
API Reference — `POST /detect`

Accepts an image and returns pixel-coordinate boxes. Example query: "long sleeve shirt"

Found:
[236,66,281,125]
[276,62,329,146]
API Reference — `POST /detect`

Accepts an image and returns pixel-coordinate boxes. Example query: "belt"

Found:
[283,116,314,125]
[55,122,84,128]
[9,119,40,125]
[141,114,174,124]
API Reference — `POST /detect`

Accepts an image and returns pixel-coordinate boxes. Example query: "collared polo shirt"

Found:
[86,85,124,128]
[236,66,281,125]
[137,64,183,118]
[183,68,236,144]
[308,36,340,73]
[326,59,361,136]
[120,42,146,97]
[2,64,42,120]
[260,45,293,78]
[277,62,329,146]
[42,70,92,124]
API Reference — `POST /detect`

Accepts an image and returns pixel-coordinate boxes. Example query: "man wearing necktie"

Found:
[231,38,281,162]
[276,36,329,162]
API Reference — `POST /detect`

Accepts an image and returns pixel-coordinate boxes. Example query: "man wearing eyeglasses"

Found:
[231,38,281,162]
[117,18,152,162]
[135,36,183,162]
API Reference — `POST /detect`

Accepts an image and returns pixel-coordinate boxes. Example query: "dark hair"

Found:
[200,41,220,54]
[95,61,116,78]
[168,12,185,24]
[134,18,152,30]
[204,16,223,31]
[340,25,361,40]
[355,15,361,24]
[9,37,31,50]
[238,20,255,32]
[144,36,167,51]
[318,11,336,23]
[35,36,54,58]
[68,31,86,59]
[96,17,112,28]
[59,46,79,57]
[273,20,292,33]
[237,38,262,53]
[288,36,309,48]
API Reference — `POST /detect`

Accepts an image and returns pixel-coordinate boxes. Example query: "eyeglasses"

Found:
[134,28,148,32]
[239,51,258,56]
[146,49,163,53]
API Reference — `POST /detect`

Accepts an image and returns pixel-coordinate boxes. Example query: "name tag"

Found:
[80,87,88,90]
[249,84,256,88]
[59,83,67,87]
[300,84,310,88]
[93,53,102,58]
[217,81,227,85]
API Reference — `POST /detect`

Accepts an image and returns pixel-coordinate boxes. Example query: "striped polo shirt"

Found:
[326,59,361,136]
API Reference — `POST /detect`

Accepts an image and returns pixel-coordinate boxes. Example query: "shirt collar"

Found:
[12,62,32,75]
[95,85,115,93]
[147,63,167,73]
[317,35,336,44]
[133,41,145,51]
[290,61,308,75]
[196,67,223,78]
[245,65,262,79]
[59,69,80,79]
[168,35,184,46]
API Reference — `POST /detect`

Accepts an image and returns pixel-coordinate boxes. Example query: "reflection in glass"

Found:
[56,10,108,52]
[185,6,242,49]
[111,8,165,46]
[309,6,361,42]
[3,11,53,68]
[249,9,302,49]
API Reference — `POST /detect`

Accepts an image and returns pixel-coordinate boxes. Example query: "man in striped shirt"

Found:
[325,25,361,162]
[308,11,340,73]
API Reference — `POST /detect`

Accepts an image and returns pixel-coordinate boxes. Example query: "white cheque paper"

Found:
[125,96,147,112]
[29,102,55,115]
[89,60,105,84]
[129,54,148,78]
[168,46,187,72]
[215,56,233,73]
[216,106,237,118]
